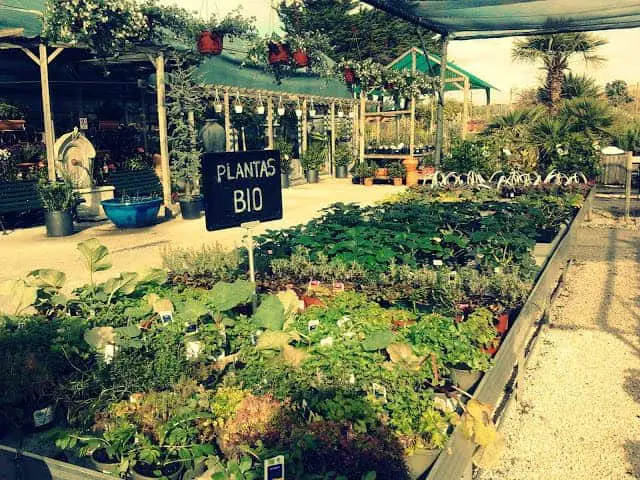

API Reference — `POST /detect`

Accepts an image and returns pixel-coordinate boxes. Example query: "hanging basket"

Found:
[268,42,291,65]
[343,67,356,85]
[198,31,223,55]
[292,50,310,67]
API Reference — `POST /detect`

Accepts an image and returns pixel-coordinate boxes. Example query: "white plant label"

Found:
[264,455,285,480]
[33,405,55,427]
[433,259,443,266]
[159,311,173,323]
[372,383,388,403]
[320,336,333,347]
[185,340,202,361]
[308,319,319,332]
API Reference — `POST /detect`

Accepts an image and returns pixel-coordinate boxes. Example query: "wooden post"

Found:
[352,101,358,159]
[302,97,308,154]
[38,44,56,181]
[359,92,366,165]
[154,52,172,212]
[625,151,633,222]
[330,102,336,176]
[224,89,232,152]
[434,34,449,168]
[462,76,470,139]
[267,96,274,149]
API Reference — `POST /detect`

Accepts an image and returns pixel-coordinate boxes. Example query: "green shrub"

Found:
[443,137,500,175]
[161,243,243,281]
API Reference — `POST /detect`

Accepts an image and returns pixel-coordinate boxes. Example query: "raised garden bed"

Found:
[0,183,592,480]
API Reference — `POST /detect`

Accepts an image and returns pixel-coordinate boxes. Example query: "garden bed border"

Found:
[426,186,595,480]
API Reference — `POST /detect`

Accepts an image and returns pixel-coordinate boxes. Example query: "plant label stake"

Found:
[264,455,285,480]
[242,220,260,312]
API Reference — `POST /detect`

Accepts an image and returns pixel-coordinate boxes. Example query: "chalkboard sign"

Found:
[202,150,283,231]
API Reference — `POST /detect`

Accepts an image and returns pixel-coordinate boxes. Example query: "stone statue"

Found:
[54,128,96,188]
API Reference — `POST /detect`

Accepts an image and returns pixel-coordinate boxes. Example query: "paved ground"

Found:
[479,195,640,480]
[0,179,397,287]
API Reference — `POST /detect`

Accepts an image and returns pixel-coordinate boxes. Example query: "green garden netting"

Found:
[0,0,44,38]
[361,0,640,39]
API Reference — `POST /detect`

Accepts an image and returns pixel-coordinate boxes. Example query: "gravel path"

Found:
[479,197,640,480]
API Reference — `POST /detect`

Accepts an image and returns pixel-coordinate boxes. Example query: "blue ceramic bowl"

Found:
[101,198,162,228]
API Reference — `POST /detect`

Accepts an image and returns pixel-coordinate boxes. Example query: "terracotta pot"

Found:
[303,296,324,308]
[403,157,420,186]
[343,67,356,85]
[268,42,291,65]
[198,31,223,55]
[0,119,25,131]
[393,177,403,186]
[421,166,436,175]
[292,50,310,67]
[375,167,389,177]
[363,177,374,186]
[496,313,509,335]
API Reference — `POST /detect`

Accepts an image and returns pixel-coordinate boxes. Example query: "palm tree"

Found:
[512,33,607,112]
[536,73,601,103]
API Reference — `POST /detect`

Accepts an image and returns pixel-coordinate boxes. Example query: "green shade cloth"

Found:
[361,0,640,39]
[389,48,496,92]
[195,51,354,100]
[0,0,45,38]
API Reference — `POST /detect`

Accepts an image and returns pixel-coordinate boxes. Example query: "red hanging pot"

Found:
[268,42,291,65]
[292,50,310,67]
[343,67,356,85]
[198,31,223,55]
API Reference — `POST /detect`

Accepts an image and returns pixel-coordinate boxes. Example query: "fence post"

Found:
[624,151,633,222]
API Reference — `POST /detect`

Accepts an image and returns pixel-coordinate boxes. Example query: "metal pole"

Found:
[434,34,449,168]
[224,89,232,152]
[330,102,336,176]
[267,96,274,149]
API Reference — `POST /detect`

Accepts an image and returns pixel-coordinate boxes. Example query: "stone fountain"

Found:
[54,128,114,220]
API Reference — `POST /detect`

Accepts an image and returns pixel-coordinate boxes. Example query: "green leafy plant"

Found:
[334,143,353,168]
[387,162,406,178]
[37,175,78,212]
[161,243,243,283]
[300,141,327,172]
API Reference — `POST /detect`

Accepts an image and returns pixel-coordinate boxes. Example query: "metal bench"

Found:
[0,181,42,234]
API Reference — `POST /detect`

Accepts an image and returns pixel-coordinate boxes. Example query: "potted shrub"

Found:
[388,162,406,186]
[37,175,78,237]
[0,100,25,131]
[275,137,294,188]
[356,163,375,186]
[334,144,352,178]
[300,142,326,184]
[167,66,204,220]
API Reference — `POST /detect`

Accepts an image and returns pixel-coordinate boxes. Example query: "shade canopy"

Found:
[195,42,354,100]
[360,0,640,39]
[0,0,44,39]
[389,48,495,92]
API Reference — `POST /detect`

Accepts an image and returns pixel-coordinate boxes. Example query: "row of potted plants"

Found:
[0,184,587,479]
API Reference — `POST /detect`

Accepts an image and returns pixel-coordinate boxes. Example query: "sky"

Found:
[179,0,640,104]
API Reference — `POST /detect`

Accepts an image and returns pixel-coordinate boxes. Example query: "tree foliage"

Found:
[277,0,439,64]
[605,79,634,107]
[512,33,607,111]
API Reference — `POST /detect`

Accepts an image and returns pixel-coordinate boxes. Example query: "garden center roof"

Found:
[195,45,354,101]
[0,0,44,39]
[361,0,640,39]
[389,47,495,93]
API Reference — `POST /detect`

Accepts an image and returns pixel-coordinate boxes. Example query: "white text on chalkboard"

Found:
[234,187,264,213]
[216,158,277,183]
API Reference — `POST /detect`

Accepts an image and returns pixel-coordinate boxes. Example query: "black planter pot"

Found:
[281,172,290,189]
[179,198,202,220]
[44,210,74,237]
[335,165,348,178]
[306,169,319,183]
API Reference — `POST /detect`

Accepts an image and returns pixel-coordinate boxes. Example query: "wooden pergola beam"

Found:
[0,28,24,39]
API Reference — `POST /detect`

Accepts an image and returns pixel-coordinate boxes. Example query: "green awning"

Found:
[389,48,496,92]
[0,0,45,38]
[195,41,354,100]
[361,0,640,40]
